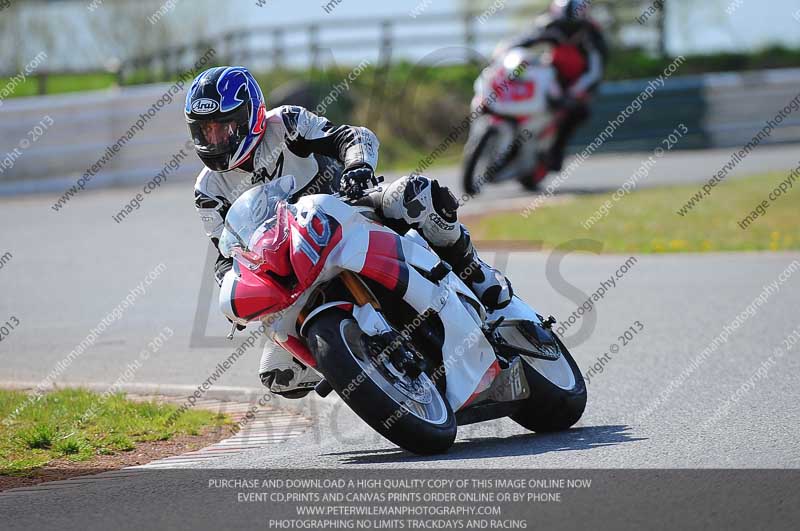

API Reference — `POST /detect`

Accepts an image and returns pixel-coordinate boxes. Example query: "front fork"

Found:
[340,271,381,310]
[324,271,424,378]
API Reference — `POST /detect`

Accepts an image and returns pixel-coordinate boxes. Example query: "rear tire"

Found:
[510,335,586,432]
[306,309,457,455]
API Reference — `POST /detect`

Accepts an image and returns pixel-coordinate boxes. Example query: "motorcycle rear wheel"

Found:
[306,309,457,455]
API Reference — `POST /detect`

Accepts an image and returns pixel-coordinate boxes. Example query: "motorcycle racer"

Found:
[507,0,608,184]
[186,66,512,398]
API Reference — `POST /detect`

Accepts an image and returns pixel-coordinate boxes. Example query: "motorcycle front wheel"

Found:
[305,309,457,455]
[462,125,504,196]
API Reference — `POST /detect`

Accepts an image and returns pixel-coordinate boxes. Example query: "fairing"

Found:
[474,47,560,119]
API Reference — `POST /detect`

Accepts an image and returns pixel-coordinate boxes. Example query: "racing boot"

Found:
[259,342,321,399]
[522,155,550,191]
[545,96,589,176]
[545,141,566,174]
[434,227,513,310]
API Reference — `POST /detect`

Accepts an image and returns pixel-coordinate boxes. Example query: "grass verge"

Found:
[0,388,229,476]
[0,73,118,99]
[466,172,799,253]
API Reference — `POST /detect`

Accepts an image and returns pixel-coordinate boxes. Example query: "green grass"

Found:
[0,73,118,98]
[19,425,54,450]
[43,73,118,94]
[0,389,229,475]
[468,172,800,253]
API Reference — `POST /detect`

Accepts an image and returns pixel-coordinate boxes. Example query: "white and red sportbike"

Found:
[219,175,586,455]
[463,44,565,194]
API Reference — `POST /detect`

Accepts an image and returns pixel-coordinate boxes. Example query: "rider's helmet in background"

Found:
[185,66,267,172]
[549,0,592,21]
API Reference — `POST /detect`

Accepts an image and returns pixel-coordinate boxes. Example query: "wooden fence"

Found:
[121,0,662,83]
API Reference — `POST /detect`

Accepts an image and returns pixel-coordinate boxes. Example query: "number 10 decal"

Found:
[294,206,332,265]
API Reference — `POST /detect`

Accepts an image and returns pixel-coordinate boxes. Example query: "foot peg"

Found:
[315,379,334,398]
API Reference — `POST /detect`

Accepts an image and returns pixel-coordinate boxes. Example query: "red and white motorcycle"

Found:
[463,44,565,194]
[218,175,585,455]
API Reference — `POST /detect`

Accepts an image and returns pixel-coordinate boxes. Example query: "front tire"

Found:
[306,309,457,455]
[510,335,586,432]
[462,126,503,196]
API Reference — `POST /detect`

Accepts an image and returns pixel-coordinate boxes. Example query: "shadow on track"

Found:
[553,186,624,196]
[324,424,644,465]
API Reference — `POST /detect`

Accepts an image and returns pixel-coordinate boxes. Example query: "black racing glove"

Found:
[214,255,233,287]
[339,163,375,199]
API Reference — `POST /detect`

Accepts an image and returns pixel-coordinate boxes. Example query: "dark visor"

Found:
[187,105,250,157]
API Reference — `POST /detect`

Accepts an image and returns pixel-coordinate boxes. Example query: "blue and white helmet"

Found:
[185,66,267,172]
[550,0,592,21]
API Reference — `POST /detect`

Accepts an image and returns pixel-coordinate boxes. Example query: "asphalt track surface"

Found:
[446,143,800,214]
[1,145,799,474]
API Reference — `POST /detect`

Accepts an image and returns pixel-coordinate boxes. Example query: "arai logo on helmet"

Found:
[191,98,219,115]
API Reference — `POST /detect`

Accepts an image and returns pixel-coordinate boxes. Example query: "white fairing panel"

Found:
[399,230,440,272]
[486,295,542,325]
[219,269,245,325]
[395,263,495,411]
[478,63,556,118]
[435,279,496,411]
